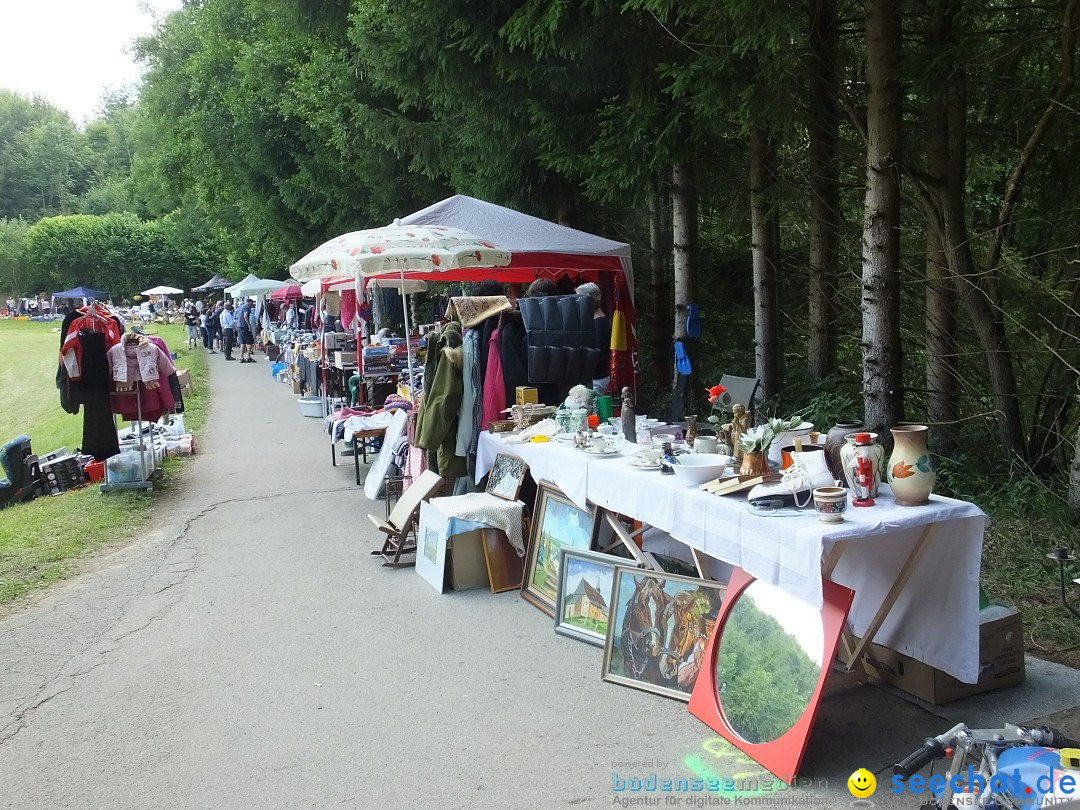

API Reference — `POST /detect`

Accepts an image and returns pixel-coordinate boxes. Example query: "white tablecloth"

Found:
[476,431,986,683]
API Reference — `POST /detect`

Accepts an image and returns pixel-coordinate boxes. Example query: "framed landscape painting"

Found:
[554,548,628,647]
[520,482,593,616]
[602,566,727,701]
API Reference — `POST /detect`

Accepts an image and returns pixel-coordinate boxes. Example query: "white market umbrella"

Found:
[291,224,510,384]
[142,285,184,296]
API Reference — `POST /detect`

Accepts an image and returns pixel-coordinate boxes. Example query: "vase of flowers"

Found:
[737,415,805,476]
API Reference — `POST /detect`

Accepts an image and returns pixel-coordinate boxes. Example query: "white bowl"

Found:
[671,454,729,486]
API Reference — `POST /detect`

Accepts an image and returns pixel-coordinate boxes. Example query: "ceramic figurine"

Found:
[729,404,751,463]
[621,386,636,442]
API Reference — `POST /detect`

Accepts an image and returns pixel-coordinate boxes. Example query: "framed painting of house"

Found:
[520,482,594,616]
[554,548,630,647]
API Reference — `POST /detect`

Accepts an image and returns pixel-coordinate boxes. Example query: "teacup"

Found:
[693,436,719,454]
[590,436,612,453]
[640,447,662,465]
[813,486,848,524]
[652,433,676,446]
[597,424,617,437]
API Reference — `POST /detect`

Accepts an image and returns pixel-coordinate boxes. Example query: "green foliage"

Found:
[21,213,196,297]
[717,592,819,745]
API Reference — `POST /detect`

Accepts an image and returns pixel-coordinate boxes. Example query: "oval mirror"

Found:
[715,579,824,744]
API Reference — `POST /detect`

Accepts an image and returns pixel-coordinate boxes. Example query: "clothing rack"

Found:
[100,381,158,493]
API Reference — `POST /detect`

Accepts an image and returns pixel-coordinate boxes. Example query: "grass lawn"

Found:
[0,320,209,605]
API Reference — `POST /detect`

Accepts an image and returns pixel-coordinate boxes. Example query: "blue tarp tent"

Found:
[52,286,108,301]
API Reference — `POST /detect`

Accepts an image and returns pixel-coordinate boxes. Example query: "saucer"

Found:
[554,433,577,443]
[629,459,661,470]
[583,446,619,456]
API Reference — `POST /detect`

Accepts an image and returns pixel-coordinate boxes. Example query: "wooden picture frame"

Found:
[601,566,727,701]
[554,548,630,647]
[520,482,594,616]
[485,453,528,502]
[688,568,854,784]
[481,529,525,593]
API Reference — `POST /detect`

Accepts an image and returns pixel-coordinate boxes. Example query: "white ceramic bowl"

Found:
[671,454,729,486]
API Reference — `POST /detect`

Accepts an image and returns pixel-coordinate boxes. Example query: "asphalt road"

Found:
[1,351,1078,809]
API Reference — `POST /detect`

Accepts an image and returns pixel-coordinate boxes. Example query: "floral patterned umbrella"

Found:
[289,224,511,385]
[288,224,511,282]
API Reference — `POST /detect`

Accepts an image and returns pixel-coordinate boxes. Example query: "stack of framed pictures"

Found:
[519,480,728,702]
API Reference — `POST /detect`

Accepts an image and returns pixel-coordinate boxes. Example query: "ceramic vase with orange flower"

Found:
[887,425,936,505]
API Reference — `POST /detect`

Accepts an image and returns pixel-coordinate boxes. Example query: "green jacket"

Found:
[416,322,466,478]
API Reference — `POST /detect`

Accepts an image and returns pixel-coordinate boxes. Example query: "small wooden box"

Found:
[515,386,538,406]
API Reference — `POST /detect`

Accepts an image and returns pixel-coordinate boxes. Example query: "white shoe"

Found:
[747,450,835,508]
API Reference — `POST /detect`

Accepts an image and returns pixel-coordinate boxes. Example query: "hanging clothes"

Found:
[481,323,506,430]
[341,288,358,333]
[108,342,177,424]
[57,308,125,461]
[498,311,529,406]
[455,327,479,459]
[415,322,465,478]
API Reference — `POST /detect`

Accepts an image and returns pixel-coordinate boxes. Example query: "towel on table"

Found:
[429,492,525,556]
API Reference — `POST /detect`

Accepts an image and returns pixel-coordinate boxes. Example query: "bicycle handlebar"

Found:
[894,738,948,779]
[893,724,1080,780]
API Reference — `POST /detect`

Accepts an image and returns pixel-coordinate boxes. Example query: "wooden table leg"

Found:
[843,523,937,672]
[598,509,659,570]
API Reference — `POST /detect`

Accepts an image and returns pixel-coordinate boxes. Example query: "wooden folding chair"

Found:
[367,469,443,568]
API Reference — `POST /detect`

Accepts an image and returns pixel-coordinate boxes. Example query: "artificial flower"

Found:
[706,384,728,403]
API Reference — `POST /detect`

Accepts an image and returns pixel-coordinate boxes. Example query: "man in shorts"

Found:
[236,297,256,363]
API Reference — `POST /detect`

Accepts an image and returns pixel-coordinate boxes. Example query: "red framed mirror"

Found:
[687,568,854,784]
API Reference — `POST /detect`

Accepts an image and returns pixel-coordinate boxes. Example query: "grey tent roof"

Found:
[191,274,232,291]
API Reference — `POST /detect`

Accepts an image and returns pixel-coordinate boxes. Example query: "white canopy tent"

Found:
[225,275,289,297]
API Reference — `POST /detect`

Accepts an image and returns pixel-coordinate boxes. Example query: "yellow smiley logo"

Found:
[848,768,877,798]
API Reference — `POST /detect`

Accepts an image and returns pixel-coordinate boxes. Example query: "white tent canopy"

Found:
[142,285,184,296]
[225,274,289,296]
[397,194,634,298]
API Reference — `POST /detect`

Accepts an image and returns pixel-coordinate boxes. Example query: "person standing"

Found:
[285,301,298,330]
[183,304,199,349]
[5,298,14,317]
[236,298,254,363]
[199,308,213,352]
[210,301,223,350]
[576,282,611,394]
[220,302,237,361]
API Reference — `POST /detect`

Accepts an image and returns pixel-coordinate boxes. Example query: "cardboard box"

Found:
[861,607,1025,704]
[516,386,539,406]
[334,351,358,369]
[175,368,194,393]
[449,529,490,591]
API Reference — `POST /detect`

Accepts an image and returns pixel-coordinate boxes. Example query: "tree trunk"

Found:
[648,177,671,385]
[671,161,697,344]
[1069,423,1080,511]
[861,0,905,432]
[940,60,1027,459]
[807,0,840,381]
[670,160,698,419]
[924,0,959,440]
[750,128,782,401]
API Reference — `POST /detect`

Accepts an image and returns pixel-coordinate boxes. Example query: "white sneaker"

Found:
[747,450,835,508]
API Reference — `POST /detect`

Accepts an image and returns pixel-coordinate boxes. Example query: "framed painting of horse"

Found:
[520,482,594,616]
[602,566,727,701]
